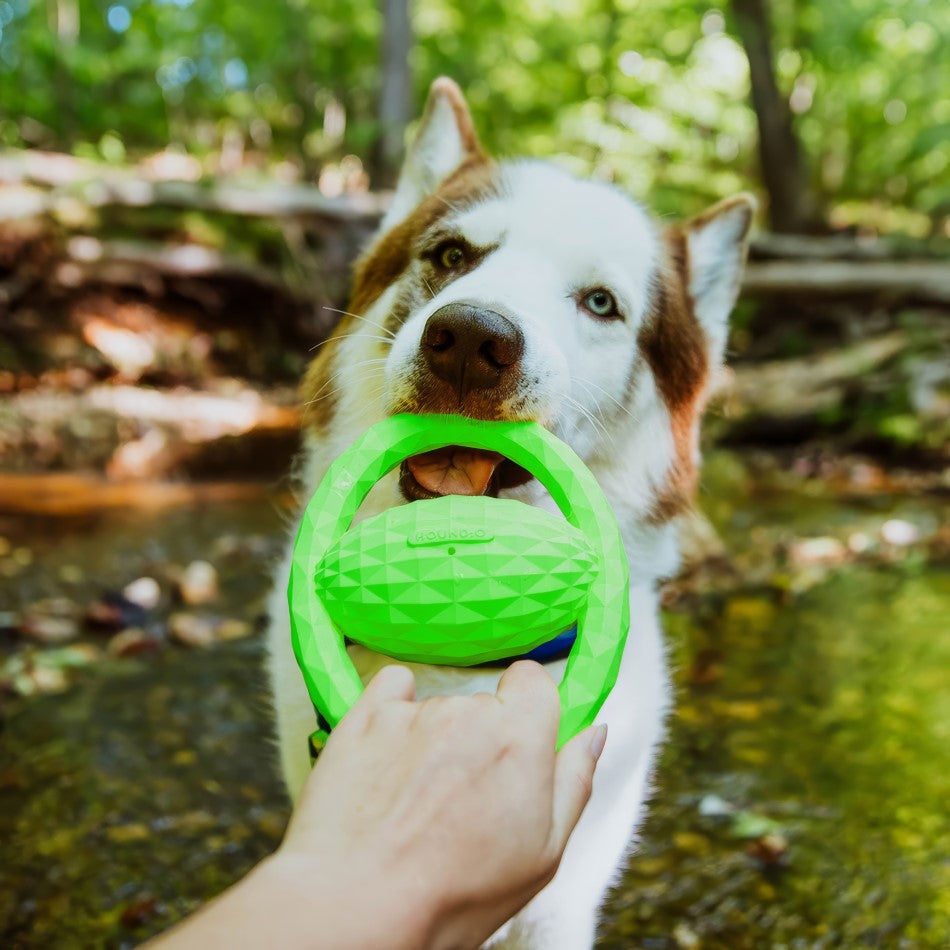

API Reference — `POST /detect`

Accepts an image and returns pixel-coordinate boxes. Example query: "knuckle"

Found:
[363,706,384,732]
[420,693,471,725]
[511,659,552,691]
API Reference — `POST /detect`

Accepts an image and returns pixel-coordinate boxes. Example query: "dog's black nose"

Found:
[422,304,524,397]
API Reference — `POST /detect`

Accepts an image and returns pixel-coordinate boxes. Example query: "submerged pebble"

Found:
[746,832,790,866]
[120,896,158,928]
[13,662,69,695]
[107,627,161,658]
[730,810,785,840]
[123,576,162,610]
[1,643,101,696]
[881,518,919,546]
[84,592,148,631]
[178,560,219,605]
[215,619,253,641]
[20,598,80,643]
[168,612,216,647]
[698,793,735,818]
[788,536,848,566]
[672,922,701,949]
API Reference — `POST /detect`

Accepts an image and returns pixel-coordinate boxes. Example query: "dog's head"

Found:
[303,79,753,556]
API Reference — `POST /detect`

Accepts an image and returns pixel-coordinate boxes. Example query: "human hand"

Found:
[275,661,607,950]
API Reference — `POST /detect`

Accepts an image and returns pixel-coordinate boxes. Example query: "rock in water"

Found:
[178,561,219,605]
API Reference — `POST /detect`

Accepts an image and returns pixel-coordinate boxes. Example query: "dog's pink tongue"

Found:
[407,446,503,496]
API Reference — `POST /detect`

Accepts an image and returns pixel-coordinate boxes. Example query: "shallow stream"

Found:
[1,459,947,948]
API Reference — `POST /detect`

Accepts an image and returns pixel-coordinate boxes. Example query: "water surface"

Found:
[1,471,947,948]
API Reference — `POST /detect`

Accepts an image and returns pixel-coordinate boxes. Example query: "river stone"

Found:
[168,612,216,647]
[178,560,219,605]
[20,598,80,643]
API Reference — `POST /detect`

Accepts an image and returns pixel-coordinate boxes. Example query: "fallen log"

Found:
[718,331,908,420]
[742,259,950,303]
[4,151,949,304]
[0,151,386,222]
[749,232,897,260]
[712,324,950,456]
[59,236,295,296]
[13,225,947,308]
[60,244,950,306]
[0,383,301,481]
[0,472,274,515]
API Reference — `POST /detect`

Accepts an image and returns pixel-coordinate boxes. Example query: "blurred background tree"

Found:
[0,0,947,235]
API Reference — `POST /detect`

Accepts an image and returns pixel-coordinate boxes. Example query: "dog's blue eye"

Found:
[583,289,618,318]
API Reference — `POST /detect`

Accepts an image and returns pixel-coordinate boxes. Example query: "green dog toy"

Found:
[288,413,630,751]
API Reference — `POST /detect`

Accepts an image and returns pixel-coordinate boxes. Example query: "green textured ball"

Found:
[316,494,597,665]
[288,413,631,747]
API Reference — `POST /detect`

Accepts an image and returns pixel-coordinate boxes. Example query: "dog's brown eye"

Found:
[436,243,466,269]
[583,289,619,319]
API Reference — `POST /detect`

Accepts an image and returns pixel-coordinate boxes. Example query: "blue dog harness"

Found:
[485,623,577,665]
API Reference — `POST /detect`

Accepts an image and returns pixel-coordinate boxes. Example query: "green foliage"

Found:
[771,0,950,234]
[0,0,380,170]
[0,0,946,228]
[414,0,757,216]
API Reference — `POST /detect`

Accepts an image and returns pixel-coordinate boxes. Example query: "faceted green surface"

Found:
[288,414,630,747]
[317,495,597,664]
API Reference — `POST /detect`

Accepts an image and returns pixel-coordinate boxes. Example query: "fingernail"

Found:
[589,724,608,762]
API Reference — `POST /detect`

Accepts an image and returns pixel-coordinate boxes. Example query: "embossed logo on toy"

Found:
[406,525,495,547]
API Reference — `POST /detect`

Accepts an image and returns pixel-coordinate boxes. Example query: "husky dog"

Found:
[267,78,754,948]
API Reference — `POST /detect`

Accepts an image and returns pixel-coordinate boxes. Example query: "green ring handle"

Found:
[288,413,630,748]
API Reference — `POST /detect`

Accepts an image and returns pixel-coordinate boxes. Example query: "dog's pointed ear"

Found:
[382,77,485,230]
[683,193,756,361]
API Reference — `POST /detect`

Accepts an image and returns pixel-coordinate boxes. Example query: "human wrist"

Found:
[262,849,440,950]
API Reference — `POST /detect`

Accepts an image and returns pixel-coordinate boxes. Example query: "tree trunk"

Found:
[372,0,413,187]
[46,0,79,145]
[730,0,816,233]
[284,1,321,179]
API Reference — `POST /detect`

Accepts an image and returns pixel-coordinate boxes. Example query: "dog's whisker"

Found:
[572,396,609,437]
[304,359,389,407]
[307,337,332,354]
[359,335,397,348]
[322,306,397,340]
[573,376,633,418]
[562,393,609,440]
[304,377,346,406]
[574,376,620,409]
[305,378,386,410]
[311,381,387,410]
[433,194,463,214]
[576,378,642,429]
[571,382,612,427]
[308,335,392,354]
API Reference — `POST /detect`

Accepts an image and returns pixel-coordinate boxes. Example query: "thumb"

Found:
[549,724,606,852]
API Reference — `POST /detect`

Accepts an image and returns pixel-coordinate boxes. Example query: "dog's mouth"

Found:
[399,447,533,501]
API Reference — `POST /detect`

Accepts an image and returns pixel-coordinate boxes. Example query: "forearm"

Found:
[147,852,434,950]
[147,664,600,950]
